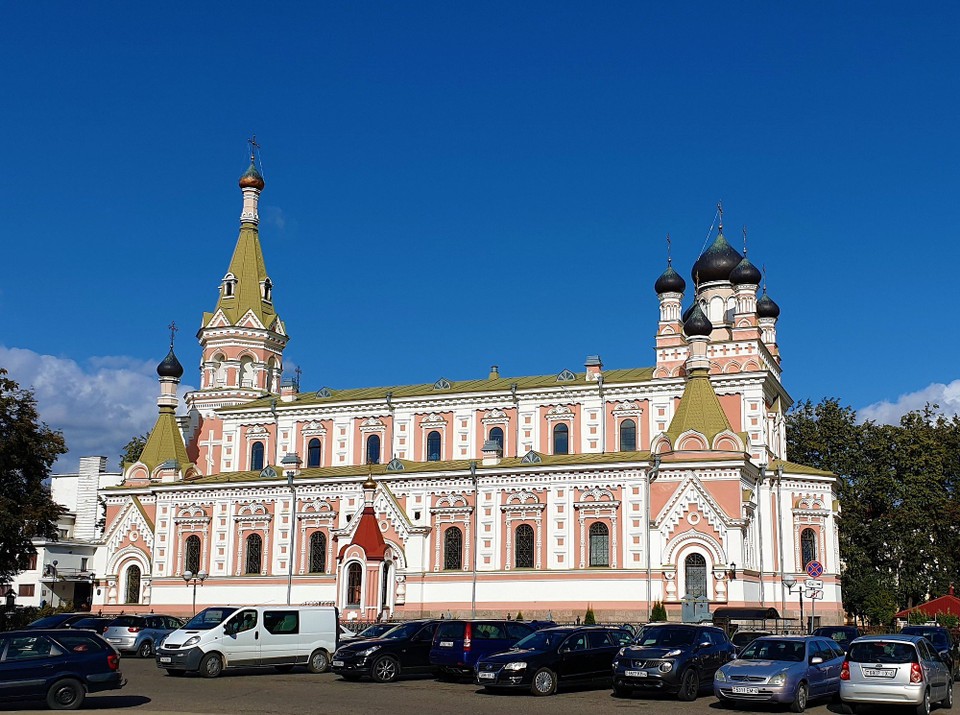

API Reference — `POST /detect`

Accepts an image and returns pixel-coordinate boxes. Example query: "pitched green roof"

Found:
[219,367,656,410]
[665,368,735,446]
[131,496,155,531]
[138,410,191,473]
[212,223,277,328]
[770,459,834,477]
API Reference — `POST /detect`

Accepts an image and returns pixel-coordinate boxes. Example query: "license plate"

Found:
[108,638,121,643]
[624,670,648,677]
[863,668,896,677]
[332,660,344,667]
[478,672,496,680]
[732,686,759,694]
[440,641,454,647]
[159,656,172,663]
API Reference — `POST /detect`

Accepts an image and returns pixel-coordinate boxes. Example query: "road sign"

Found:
[805,579,823,589]
[805,589,823,600]
[805,560,824,578]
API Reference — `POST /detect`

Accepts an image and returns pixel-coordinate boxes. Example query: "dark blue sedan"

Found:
[0,629,124,709]
[714,635,845,711]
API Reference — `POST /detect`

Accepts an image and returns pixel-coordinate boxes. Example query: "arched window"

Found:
[619,419,637,452]
[347,563,362,605]
[443,527,463,570]
[245,533,263,574]
[366,434,381,465]
[426,431,442,461]
[515,524,535,568]
[684,553,707,599]
[380,560,392,610]
[801,528,818,569]
[240,356,255,388]
[184,535,201,574]
[124,564,141,604]
[589,522,609,567]
[250,441,265,471]
[212,353,226,387]
[489,427,504,452]
[307,438,322,468]
[553,423,569,455]
[309,531,326,573]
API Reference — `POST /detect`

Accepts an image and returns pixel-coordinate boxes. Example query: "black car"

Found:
[0,629,124,709]
[474,625,633,696]
[67,616,115,636]
[331,619,442,682]
[811,625,861,654]
[25,613,91,630]
[730,629,771,655]
[900,625,956,675]
[611,622,736,701]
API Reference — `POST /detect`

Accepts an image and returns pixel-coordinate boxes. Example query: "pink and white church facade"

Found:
[95,155,842,624]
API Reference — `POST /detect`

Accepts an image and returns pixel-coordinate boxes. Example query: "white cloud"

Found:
[858,380,960,425]
[0,346,195,472]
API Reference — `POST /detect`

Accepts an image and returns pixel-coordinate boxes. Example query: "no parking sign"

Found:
[805,560,823,579]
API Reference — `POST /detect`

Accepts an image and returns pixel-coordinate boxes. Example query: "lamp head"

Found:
[782,574,796,589]
[183,570,193,583]
[198,570,208,582]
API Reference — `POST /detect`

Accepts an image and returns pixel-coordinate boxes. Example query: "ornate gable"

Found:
[654,473,744,535]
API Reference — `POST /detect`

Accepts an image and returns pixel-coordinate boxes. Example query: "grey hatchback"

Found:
[102,614,183,657]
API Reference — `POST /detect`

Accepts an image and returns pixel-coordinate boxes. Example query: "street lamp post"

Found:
[281,452,302,607]
[470,461,478,618]
[782,574,805,634]
[182,570,207,616]
[645,455,661,621]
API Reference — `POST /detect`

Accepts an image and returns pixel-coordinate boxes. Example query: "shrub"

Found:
[936,612,959,629]
[516,612,523,621]
[584,607,596,625]
[651,601,667,622]
[907,609,929,625]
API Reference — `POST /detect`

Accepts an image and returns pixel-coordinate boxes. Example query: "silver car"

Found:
[102,614,184,657]
[840,634,953,715]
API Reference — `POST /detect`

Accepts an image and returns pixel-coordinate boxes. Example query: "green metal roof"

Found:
[210,223,278,328]
[770,459,835,477]
[220,366,656,411]
[137,411,191,473]
[665,368,736,446]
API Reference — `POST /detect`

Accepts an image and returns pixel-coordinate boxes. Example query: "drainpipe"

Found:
[776,465,786,618]
[757,465,766,607]
[646,454,662,621]
[510,383,519,457]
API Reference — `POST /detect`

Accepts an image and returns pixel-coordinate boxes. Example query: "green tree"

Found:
[0,370,65,582]
[119,432,150,470]
[584,607,596,625]
[651,601,667,621]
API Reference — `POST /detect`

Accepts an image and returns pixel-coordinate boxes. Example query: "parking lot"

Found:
[6,655,949,715]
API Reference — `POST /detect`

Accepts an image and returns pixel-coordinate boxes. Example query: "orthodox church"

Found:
[96,152,841,624]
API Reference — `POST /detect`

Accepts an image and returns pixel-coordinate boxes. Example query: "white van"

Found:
[155,605,339,678]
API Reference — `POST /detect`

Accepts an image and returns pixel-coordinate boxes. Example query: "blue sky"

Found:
[3,2,959,470]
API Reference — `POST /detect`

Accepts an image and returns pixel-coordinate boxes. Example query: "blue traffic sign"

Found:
[806,560,824,578]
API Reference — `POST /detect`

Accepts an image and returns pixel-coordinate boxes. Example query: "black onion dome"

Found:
[157,347,184,378]
[730,256,762,286]
[239,159,265,190]
[654,264,686,294]
[756,291,781,319]
[683,302,713,337]
[691,232,743,283]
[682,303,695,322]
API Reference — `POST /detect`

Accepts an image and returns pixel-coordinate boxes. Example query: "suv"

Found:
[331,620,442,682]
[900,626,956,676]
[430,619,535,677]
[0,629,124,710]
[102,614,183,657]
[612,622,736,701]
[25,613,91,630]
[812,626,861,654]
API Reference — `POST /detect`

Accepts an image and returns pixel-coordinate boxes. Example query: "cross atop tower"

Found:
[717,201,724,232]
[247,134,261,161]
[666,233,672,266]
[168,321,178,348]
[742,225,748,255]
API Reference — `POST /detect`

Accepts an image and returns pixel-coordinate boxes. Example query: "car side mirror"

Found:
[697,641,711,650]
[810,656,823,665]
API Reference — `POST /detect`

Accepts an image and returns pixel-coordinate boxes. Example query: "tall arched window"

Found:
[426,431,442,461]
[553,423,569,455]
[309,531,327,573]
[801,528,818,569]
[443,527,463,570]
[515,524,535,568]
[212,353,226,387]
[619,419,637,452]
[347,563,362,605]
[489,427,504,452]
[380,560,392,610]
[366,434,381,465]
[245,533,263,574]
[589,522,609,567]
[307,438,322,468]
[250,441,265,471]
[684,553,707,598]
[184,535,201,574]
[240,356,255,388]
[124,564,141,604]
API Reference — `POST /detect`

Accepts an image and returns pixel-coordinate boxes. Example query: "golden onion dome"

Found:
[238,158,265,190]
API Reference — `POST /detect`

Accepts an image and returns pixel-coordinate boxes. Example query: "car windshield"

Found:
[814,629,853,644]
[27,615,71,628]
[739,639,806,662]
[183,607,239,630]
[902,629,950,649]
[848,641,918,664]
[358,624,393,638]
[513,630,566,651]
[633,626,697,648]
[380,622,423,640]
[108,616,142,628]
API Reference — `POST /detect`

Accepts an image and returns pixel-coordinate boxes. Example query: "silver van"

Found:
[839,634,953,715]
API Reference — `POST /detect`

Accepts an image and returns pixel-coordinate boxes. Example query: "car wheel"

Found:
[916,688,932,715]
[199,652,224,678]
[530,667,557,696]
[789,682,808,713]
[138,640,153,658]
[677,669,700,702]
[46,678,84,710]
[166,669,186,677]
[274,664,295,673]
[372,655,400,683]
[307,649,330,674]
[942,680,954,709]
[613,681,632,698]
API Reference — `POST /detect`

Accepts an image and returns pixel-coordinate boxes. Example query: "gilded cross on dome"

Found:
[168,321,178,348]
[247,134,261,160]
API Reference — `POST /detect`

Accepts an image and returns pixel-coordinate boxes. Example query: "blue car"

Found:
[430,619,535,677]
[714,635,846,712]
[0,629,124,709]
